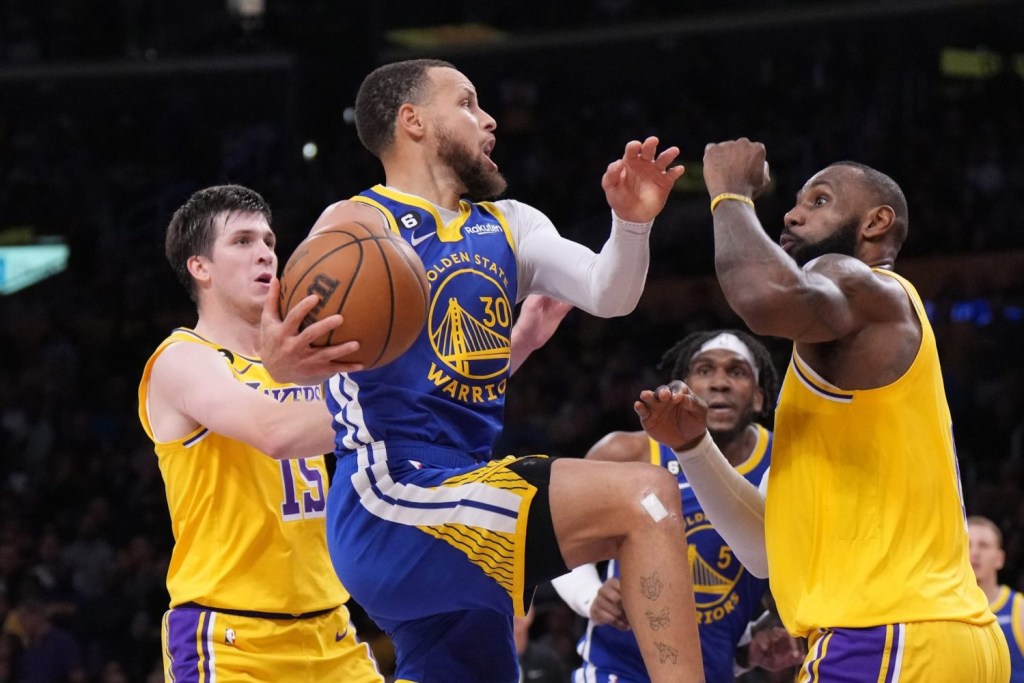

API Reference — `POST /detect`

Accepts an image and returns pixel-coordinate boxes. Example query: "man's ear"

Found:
[187,255,210,284]
[863,205,896,242]
[396,103,426,143]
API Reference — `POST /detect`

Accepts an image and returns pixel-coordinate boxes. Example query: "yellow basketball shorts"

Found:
[161,603,383,682]
[799,619,1009,682]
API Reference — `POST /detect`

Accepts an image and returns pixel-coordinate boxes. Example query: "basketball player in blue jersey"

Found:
[260,59,705,683]
[553,330,802,683]
[970,516,1024,681]
[634,140,1011,681]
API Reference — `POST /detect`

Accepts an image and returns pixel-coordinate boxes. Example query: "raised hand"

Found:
[590,577,631,632]
[260,278,363,385]
[634,380,709,451]
[602,136,685,223]
[702,137,771,200]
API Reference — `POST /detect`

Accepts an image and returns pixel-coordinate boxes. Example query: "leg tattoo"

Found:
[655,641,679,664]
[645,606,670,631]
[640,571,663,600]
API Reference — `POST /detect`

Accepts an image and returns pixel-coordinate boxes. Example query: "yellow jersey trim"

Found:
[1012,592,1024,655]
[370,185,473,242]
[991,585,1012,613]
[479,201,516,252]
[647,437,661,465]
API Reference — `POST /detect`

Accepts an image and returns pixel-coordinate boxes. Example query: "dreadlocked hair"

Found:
[656,329,780,426]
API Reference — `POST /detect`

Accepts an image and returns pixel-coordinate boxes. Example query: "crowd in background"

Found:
[0,2,1022,680]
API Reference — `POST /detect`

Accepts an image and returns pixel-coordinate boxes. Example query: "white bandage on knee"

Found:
[640,491,669,523]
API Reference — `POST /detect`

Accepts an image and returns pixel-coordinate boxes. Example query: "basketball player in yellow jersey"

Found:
[139,185,383,682]
[636,142,1010,681]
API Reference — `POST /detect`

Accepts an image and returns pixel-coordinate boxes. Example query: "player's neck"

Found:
[193,302,262,357]
[980,578,1001,604]
[383,156,463,211]
[716,423,760,468]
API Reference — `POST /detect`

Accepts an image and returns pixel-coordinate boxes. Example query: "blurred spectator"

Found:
[10,598,86,683]
[515,604,569,683]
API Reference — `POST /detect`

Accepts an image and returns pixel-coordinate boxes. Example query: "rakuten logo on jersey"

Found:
[463,223,502,235]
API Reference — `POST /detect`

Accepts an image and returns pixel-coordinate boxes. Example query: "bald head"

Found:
[826,161,909,251]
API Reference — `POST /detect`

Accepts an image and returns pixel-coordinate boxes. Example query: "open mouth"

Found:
[483,138,498,169]
[255,273,272,284]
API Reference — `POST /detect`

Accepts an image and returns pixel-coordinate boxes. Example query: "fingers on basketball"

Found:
[279,222,430,370]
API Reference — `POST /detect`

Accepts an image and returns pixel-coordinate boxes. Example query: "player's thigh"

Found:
[549,456,682,567]
[898,620,1009,683]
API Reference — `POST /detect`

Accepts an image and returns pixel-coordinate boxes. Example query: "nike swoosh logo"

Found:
[410,231,435,247]
[335,628,348,642]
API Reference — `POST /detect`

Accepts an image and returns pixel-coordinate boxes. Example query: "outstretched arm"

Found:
[147,341,335,459]
[635,381,769,577]
[513,137,684,318]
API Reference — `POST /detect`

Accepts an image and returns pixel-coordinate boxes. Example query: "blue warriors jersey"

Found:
[992,586,1024,682]
[577,428,772,683]
[326,186,518,461]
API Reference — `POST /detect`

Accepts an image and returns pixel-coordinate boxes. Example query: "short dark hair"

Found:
[354,58,456,158]
[657,329,780,427]
[828,161,909,250]
[165,184,271,302]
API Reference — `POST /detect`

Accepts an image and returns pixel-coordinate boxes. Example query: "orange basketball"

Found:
[278,222,430,371]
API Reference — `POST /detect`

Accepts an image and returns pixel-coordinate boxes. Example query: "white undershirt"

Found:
[429,197,653,318]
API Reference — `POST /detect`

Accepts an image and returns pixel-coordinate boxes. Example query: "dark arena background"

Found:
[0,1,1022,680]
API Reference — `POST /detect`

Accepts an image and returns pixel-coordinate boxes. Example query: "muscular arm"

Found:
[147,342,335,459]
[704,140,908,343]
[712,207,901,343]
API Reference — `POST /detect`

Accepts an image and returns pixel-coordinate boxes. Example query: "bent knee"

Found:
[624,464,683,523]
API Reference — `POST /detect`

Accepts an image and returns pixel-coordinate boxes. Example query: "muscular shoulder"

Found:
[311,199,388,235]
[584,430,649,463]
[805,255,912,324]
[151,341,231,390]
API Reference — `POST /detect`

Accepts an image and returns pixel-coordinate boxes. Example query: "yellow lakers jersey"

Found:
[138,328,346,614]
[766,270,992,636]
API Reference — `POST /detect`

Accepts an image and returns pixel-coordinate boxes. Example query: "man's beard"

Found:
[707,405,757,449]
[786,217,859,267]
[436,126,507,200]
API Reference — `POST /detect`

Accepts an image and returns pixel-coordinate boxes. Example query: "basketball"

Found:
[278,222,430,371]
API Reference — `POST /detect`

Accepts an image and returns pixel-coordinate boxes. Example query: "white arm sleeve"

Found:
[674,432,770,578]
[550,563,603,619]
[501,200,652,318]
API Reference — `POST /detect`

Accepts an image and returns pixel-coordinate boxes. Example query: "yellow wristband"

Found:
[710,193,755,214]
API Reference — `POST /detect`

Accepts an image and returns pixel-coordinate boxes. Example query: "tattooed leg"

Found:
[617,486,702,683]
[547,459,704,683]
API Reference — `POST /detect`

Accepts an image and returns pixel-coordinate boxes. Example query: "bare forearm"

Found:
[713,202,803,330]
[259,400,336,459]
